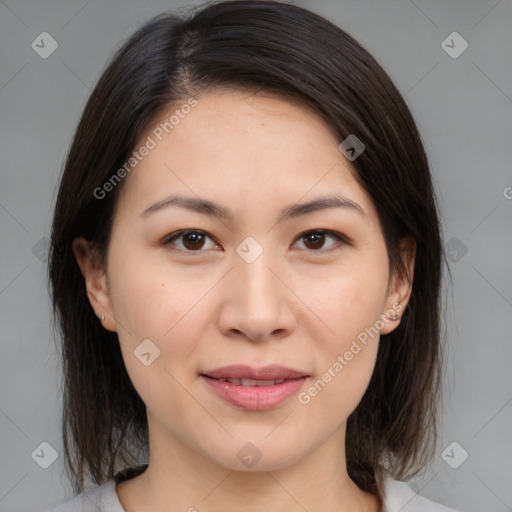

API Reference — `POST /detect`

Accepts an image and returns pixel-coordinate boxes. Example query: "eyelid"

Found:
[161,229,221,252]
[161,228,350,253]
[293,229,350,251]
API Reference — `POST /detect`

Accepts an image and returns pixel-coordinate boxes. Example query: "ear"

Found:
[380,237,416,335]
[72,237,117,332]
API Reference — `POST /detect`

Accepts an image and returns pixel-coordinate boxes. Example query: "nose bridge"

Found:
[217,237,295,340]
[234,239,282,308]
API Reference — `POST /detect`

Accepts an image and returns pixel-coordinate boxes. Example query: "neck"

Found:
[116,422,381,512]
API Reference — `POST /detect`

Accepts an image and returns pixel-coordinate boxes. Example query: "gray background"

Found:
[1,0,511,511]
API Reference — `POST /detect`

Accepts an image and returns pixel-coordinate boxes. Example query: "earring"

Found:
[97,314,105,322]
[388,314,401,321]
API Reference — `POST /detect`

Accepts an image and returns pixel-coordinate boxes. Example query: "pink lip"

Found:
[201,375,308,410]
[200,365,310,411]
[202,364,308,381]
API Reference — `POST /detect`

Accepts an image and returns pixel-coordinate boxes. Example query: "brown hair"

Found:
[48,0,451,498]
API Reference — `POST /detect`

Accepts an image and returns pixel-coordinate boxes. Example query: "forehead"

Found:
[114,90,375,222]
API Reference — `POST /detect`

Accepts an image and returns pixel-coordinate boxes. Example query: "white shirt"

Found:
[42,475,462,511]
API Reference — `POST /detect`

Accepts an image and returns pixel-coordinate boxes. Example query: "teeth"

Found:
[217,377,288,386]
[257,379,278,386]
[241,378,258,386]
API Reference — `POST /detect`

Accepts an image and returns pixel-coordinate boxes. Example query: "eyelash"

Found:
[161,229,349,254]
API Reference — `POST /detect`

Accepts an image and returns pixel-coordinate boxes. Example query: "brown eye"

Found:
[294,230,346,251]
[163,229,347,254]
[182,232,206,250]
[303,232,326,250]
[164,230,218,252]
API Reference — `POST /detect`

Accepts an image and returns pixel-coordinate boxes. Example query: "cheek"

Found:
[300,265,387,412]
[314,268,387,349]
[108,245,202,336]
[107,250,209,385]
[108,261,205,421]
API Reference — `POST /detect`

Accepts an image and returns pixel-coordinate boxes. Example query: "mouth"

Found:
[202,376,294,387]
[200,365,310,410]
[200,363,309,382]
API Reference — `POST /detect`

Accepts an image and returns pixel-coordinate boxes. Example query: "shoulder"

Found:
[41,479,125,512]
[382,475,462,512]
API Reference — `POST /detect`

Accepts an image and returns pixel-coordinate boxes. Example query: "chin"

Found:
[204,442,307,473]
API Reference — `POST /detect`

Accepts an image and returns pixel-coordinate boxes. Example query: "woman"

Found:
[45,1,459,510]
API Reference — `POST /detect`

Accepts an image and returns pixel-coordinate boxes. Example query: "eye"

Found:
[292,229,347,251]
[163,230,219,252]
[162,228,348,253]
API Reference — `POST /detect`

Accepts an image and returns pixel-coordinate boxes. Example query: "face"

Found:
[74,90,414,472]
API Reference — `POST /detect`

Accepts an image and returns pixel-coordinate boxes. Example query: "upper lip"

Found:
[202,364,309,380]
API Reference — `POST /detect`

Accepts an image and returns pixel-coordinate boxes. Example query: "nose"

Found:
[216,247,297,342]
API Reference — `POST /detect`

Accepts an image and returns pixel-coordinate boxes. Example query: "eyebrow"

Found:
[139,193,367,222]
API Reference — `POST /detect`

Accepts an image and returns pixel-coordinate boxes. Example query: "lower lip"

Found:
[201,376,308,410]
